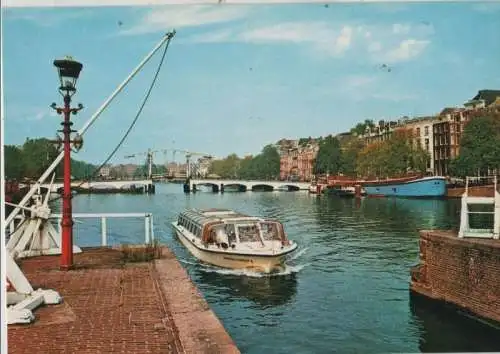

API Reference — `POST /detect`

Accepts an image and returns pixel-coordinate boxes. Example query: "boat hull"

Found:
[172,223,294,273]
[363,177,447,197]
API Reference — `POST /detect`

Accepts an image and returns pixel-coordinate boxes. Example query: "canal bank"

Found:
[8,246,239,354]
[47,183,500,353]
[410,230,500,329]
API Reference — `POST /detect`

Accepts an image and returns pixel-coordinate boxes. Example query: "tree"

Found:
[340,136,365,177]
[209,145,280,180]
[4,145,25,179]
[355,129,430,178]
[449,113,500,177]
[350,119,375,136]
[258,144,280,179]
[21,138,60,179]
[314,135,343,175]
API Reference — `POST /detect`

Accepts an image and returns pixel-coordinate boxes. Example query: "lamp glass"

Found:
[53,56,83,92]
[72,134,83,152]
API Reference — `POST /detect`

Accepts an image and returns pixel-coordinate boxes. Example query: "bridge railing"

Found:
[50,212,155,247]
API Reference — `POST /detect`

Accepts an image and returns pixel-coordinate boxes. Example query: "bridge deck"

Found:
[190,179,310,190]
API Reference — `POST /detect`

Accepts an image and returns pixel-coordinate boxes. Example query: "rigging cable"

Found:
[5,33,174,240]
[48,34,173,205]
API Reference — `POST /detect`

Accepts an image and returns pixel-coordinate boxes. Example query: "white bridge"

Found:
[22,179,154,193]
[189,179,310,192]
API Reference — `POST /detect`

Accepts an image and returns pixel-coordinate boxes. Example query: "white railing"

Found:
[50,213,155,246]
[458,176,499,239]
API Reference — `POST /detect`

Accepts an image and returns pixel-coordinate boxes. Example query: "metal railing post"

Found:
[101,217,107,246]
[150,215,155,242]
[145,214,150,244]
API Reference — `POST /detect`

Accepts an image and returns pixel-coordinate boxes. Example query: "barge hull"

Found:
[363,176,447,197]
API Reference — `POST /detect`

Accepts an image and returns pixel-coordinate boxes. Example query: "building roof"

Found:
[439,107,458,115]
[469,89,500,106]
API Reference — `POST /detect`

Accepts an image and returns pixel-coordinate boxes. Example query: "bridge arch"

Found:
[222,183,247,192]
[278,185,300,191]
[251,184,274,192]
[119,182,150,189]
[194,182,220,193]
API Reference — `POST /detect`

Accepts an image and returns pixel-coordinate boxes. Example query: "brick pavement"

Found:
[7,247,239,354]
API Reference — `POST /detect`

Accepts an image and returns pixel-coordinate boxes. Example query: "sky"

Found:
[2,2,500,165]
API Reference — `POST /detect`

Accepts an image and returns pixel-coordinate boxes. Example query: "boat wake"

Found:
[288,246,309,261]
[177,246,310,278]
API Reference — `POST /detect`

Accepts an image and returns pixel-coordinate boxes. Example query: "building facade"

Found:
[433,90,500,175]
[404,116,437,173]
[359,120,399,145]
[433,108,464,176]
[279,139,319,182]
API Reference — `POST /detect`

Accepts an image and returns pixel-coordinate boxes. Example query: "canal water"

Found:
[67,183,500,353]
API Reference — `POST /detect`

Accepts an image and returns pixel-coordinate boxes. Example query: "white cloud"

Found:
[379,39,429,63]
[120,5,251,35]
[345,75,376,89]
[367,41,382,53]
[186,21,353,57]
[4,8,94,26]
[472,3,500,13]
[115,6,431,62]
[187,29,234,43]
[331,26,353,55]
[392,23,411,35]
[240,22,327,44]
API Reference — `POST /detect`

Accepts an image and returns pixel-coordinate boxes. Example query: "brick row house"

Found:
[278,139,319,182]
[277,89,500,181]
[434,90,500,175]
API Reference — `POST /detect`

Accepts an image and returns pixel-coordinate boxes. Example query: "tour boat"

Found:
[172,208,298,273]
[361,176,447,197]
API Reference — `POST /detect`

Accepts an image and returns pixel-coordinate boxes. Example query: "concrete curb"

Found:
[154,247,240,354]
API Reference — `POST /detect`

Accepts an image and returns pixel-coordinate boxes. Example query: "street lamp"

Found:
[51,55,84,270]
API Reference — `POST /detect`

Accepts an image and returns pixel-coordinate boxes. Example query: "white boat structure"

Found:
[172,208,298,273]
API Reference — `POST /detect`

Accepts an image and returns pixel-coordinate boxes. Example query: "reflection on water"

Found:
[196,268,298,309]
[67,184,500,353]
[410,292,500,353]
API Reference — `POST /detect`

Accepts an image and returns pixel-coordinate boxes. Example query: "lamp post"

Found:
[51,56,84,271]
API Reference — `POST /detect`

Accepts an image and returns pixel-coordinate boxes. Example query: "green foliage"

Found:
[21,138,59,178]
[314,135,343,175]
[356,129,430,177]
[298,137,313,147]
[4,137,98,180]
[449,114,500,177]
[350,119,375,136]
[340,137,365,177]
[209,145,280,180]
[4,145,24,179]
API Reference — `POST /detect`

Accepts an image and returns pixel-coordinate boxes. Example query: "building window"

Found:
[416,127,421,137]
[424,126,429,136]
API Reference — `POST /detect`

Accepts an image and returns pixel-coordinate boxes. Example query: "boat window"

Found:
[237,224,261,243]
[225,224,237,244]
[260,222,281,241]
